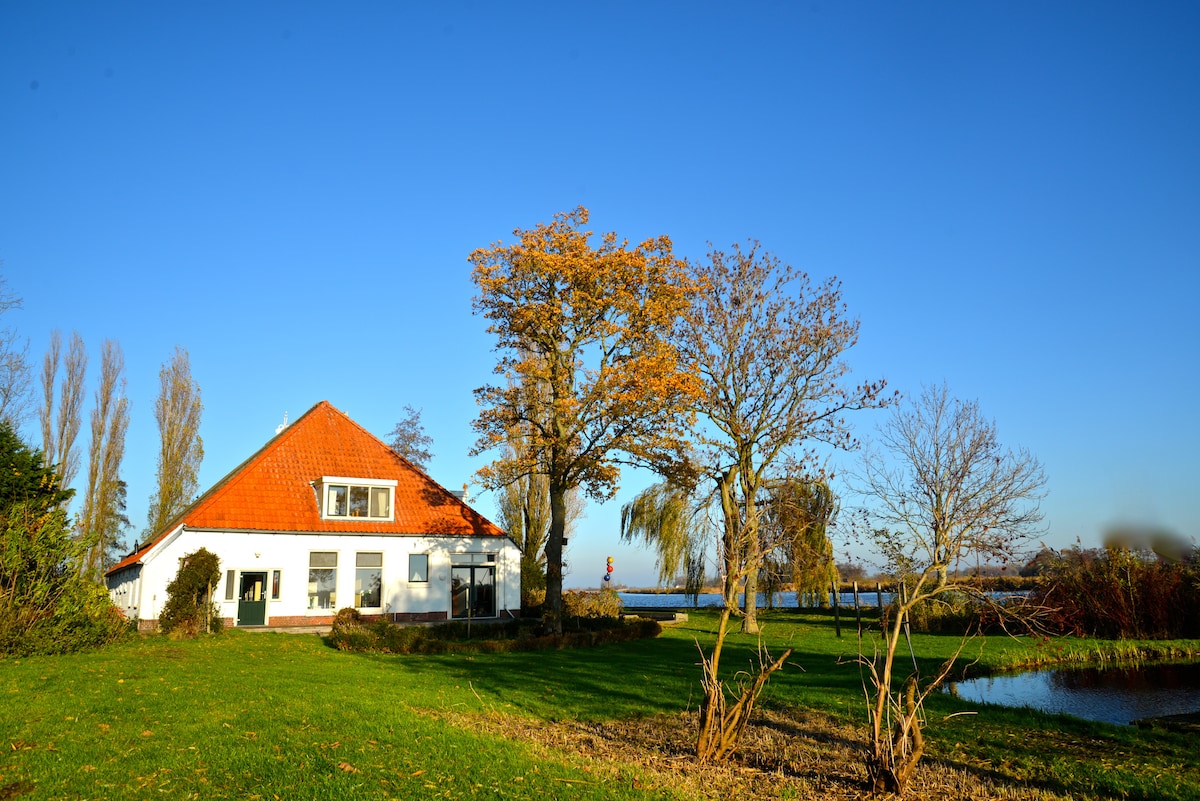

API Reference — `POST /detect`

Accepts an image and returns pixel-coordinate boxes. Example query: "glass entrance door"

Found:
[450,565,495,619]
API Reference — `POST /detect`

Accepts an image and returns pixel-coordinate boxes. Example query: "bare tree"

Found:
[147,346,203,537]
[386,405,434,472]
[679,241,889,633]
[622,243,887,763]
[39,330,88,495]
[0,273,32,429]
[77,341,130,580]
[852,383,1046,794]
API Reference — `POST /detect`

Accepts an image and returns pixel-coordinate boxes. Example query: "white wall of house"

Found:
[107,527,521,626]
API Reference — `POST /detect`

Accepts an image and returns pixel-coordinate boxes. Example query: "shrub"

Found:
[327,613,659,655]
[563,588,623,619]
[521,586,546,618]
[331,606,362,631]
[159,548,223,636]
[0,503,129,656]
[520,555,547,612]
[1031,546,1200,639]
[901,591,978,634]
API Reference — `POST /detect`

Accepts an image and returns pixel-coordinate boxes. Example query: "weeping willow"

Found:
[620,482,708,604]
[761,478,838,607]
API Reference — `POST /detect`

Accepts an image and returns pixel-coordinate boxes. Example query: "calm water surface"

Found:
[620,593,1200,726]
[946,662,1200,726]
[618,591,896,608]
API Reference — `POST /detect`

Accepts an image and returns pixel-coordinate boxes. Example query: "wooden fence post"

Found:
[831,580,841,638]
[853,581,862,635]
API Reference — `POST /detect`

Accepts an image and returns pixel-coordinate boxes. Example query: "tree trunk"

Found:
[696,607,730,761]
[741,562,760,633]
[697,604,791,763]
[543,479,568,635]
[718,470,741,610]
[740,467,761,634]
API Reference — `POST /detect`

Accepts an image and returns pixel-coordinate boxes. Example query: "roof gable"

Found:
[108,401,505,575]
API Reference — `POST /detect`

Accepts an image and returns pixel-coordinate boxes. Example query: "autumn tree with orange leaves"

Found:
[469,207,699,635]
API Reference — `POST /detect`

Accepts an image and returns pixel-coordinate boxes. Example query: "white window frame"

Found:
[308,551,338,610]
[355,552,384,609]
[409,553,429,583]
[315,476,397,521]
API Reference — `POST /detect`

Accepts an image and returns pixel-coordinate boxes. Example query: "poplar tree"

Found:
[39,330,88,496]
[76,341,130,580]
[146,346,203,537]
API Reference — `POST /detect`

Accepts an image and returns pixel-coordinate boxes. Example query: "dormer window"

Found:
[316,477,397,521]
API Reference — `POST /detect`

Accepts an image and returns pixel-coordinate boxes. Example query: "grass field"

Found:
[2,611,1199,800]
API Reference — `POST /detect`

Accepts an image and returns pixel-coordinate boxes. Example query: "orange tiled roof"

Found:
[107,401,506,575]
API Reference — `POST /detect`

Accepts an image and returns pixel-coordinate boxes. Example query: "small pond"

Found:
[945,661,1200,726]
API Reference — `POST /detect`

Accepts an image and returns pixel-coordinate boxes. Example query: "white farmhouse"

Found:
[106,401,520,629]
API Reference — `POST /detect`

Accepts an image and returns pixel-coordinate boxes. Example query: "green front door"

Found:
[237,572,268,626]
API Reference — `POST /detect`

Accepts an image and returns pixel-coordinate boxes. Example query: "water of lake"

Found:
[618,591,896,609]
[946,662,1200,726]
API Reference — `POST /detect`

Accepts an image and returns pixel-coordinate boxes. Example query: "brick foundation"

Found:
[136,609,518,631]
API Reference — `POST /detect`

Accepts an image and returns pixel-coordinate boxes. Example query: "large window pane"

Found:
[327,486,347,516]
[308,552,337,609]
[409,554,429,583]
[370,486,390,518]
[355,552,382,608]
[349,486,370,517]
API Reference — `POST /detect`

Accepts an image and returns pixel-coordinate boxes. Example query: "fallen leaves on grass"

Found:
[0,780,34,800]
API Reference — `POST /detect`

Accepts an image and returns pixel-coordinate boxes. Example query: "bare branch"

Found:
[0,272,32,429]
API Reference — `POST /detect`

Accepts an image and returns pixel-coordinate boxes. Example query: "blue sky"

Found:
[2,2,1197,587]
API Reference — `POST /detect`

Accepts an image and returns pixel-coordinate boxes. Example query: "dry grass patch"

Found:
[422,705,1081,800]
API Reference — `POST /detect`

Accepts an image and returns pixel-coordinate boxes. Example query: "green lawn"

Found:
[2,611,1198,800]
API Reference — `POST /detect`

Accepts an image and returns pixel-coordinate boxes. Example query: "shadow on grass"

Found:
[340,611,878,721]
[322,610,1200,801]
